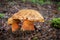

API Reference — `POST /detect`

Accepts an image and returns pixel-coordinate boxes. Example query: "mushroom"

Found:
[8,9,44,32]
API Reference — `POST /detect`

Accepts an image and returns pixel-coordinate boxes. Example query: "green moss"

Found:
[50,18,60,29]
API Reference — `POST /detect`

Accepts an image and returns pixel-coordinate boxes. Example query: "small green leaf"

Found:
[30,0,36,3]
[0,13,5,18]
[22,0,26,2]
[32,37,38,40]
[44,1,51,4]
[58,7,60,10]
[38,0,45,5]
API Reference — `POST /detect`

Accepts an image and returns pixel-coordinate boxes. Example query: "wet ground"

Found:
[0,1,60,40]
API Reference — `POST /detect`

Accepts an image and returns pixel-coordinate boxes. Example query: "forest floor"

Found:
[0,1,60,40]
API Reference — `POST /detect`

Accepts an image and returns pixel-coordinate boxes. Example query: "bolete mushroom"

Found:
[8,9,44,32]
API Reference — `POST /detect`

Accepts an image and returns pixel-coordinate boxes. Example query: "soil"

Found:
[0,1,60,40]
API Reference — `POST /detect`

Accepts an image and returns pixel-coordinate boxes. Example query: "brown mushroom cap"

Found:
[8,9,44,24]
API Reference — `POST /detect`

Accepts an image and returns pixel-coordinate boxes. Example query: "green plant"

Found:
[20,0,51,5]
[0,13,5,18]
[50,18,60,29]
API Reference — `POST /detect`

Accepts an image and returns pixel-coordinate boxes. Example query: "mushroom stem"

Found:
[21,19,35,31]
[12,22,19,32]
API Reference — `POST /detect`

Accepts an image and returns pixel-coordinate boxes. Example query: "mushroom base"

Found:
[21,19,35,31]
